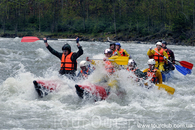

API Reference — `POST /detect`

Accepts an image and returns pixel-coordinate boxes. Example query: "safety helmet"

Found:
[115,42,121,47]
[147,59,156,65]
[162,41,167,45]
[110,42,115,46]
[62,43,71,52]
[156,42,162,46]
[128,59,137,67]
[104,49,112,54]
[79,60,88,67]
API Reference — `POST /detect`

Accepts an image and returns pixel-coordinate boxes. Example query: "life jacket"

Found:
[147,68,158,84]
[80,68,89,78]
[60,52,76,71]
[105,61,115,74]
[163,48,171,59]
[118,49,127,56]
[113,49,127,56]
[153,48,164,62]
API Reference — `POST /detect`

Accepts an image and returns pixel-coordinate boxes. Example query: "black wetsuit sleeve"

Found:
[167,48,175,61]
[71,46,83,61]
[46,45,63,60]
[169,50,175,61]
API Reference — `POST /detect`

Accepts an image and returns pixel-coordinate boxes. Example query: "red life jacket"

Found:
[60,52,75,71]
[147,68,158,84]
[153,48,164,62]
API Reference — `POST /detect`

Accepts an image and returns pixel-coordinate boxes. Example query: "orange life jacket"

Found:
[113,48,127,56]
[60,52,75,71]
[105,61,115,74]
[147,68,158,84]
[153,48,164,62]
[118,49,127,56]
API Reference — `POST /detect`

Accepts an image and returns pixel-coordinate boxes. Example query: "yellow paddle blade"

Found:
[108,56,129,65]
[156,84,175,95]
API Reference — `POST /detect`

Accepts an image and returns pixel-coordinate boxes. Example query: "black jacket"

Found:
[46,45,83,75]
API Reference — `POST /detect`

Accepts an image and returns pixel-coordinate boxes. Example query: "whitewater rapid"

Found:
[0,37,194,129]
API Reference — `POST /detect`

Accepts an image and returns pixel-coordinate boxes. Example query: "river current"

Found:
[0,37,194,130]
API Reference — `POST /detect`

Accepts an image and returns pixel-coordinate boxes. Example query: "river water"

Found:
[0,37,194,130]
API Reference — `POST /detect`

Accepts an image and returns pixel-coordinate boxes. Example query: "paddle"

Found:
[175,60,193,69]
[107,37,115,42]
[91,56,129,65]
[152,49,189,75]
[156,84,175,95]
[21,36,75,42]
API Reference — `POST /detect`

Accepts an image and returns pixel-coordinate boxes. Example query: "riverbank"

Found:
[1,30,195,46]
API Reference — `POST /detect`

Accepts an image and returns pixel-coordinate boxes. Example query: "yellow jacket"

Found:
[147,48,168,71]
[143,68,162,84]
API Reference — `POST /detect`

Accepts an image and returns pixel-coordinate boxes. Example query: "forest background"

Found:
[1,0,195,45]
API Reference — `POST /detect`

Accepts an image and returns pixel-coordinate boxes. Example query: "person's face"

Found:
[162,44,166,48]
[149,64,154,70]
[128,64,133,69]
[110,45,115,50]
[63,50,69,55]
[156,45,161,50]
[80,66,87,71]
[116,45,120,50]
[105,53,111,58]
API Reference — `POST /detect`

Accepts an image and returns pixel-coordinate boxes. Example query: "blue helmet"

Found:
[115,42,121,47]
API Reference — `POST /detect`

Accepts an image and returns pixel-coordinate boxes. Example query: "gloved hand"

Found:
[86,57,90,61]
[43,38,47,43]
[163,56,167,60]
[76,37,79,43]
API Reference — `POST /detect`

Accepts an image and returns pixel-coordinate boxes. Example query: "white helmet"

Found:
[104,49,112,54]
[147,59,156,65]
[128,59,136,67]
[156,42,162,46]
[79,60,88,67]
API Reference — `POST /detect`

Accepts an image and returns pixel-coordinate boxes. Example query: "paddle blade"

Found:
[179,61,193,69]
[175,65,188,75]
[109,56,129,65]
[21,36,40,42]
[156,84,175,95]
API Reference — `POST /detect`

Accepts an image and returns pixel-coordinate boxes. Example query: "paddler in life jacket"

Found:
[162,41,175,71]
[86,49,126,96]
[127,59,146,80]
[43,37,83,78]
[86,49,117,87]
[113,43,130,58]
[86,49,116,75]
[77,60,94,79]
[143,59,162,84]
[147,42,168,71]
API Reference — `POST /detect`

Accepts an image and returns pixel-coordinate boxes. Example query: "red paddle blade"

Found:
[21,36,40,42]
[179,61,193,69]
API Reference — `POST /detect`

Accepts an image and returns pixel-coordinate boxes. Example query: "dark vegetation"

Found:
[1,0,195,45]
